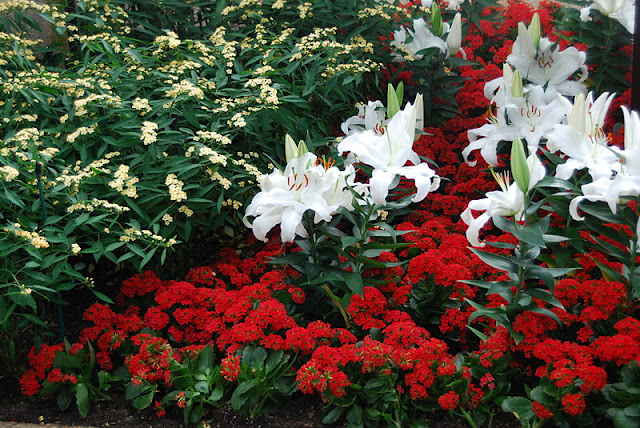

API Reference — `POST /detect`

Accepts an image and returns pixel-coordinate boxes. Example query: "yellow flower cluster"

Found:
[298,2,313,19]
[9,127,42,149]
[162,213,173,225]
[165,80,205,99]
[189,146,228,167]
[54,152,119,190]
[194,130,232,145]
[74,93,122,117]
[153,31,181,55]
[0,165,19,182]
[140,121,159,145]
[221,199,243,210]
[119,226,177,246]
[132,97,152,115]
[178,205,194,217]
[5,224,49,249]
[166,174,187,202]
[158,60,202,77]
[244,78,280,105]
[67,198,130,214]
[207,170,232,189]
[109,164,139,198]
[66,124,98,143]
[229,112,247,128]
[68,33,123,53]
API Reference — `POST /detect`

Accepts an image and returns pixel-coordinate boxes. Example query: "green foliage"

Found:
[40,341,122,417]
[555,5,632,96]
[230,346,297,419]
[602,362,640,428]
[163,345,226,425]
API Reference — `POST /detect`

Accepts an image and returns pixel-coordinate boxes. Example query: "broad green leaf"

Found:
[75,383,90,417]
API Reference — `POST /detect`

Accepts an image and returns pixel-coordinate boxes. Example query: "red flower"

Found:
[438,391,460,410]
[532,401,553,419]
[221,355,241,381]
[561,393,586,416]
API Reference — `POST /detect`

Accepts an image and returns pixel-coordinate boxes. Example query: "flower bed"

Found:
[1,0,638,427]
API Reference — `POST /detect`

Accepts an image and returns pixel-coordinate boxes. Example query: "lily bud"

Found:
[528,13,541,50]
[567,93,586,132]
[510,136,530,193]
[284,134,308,163]
[285,134,297,163]
[446,13,462,54]
[413,93,424,142]
[431,3,443,37]
[511,69,524,98]
[387,83,403,120]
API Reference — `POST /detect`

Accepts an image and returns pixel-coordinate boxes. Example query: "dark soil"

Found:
[0,381,521,428]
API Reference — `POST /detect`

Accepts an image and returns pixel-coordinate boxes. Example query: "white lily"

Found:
[340,100,386,136]
[507,23,588,100]
[464,110,518,166]
[244,152,362,242]
[337,100,440,205]
[505,85,565,154]
[581,0,635,33]
[462,154,546,247]
[546,92,620,181]
[570,106,640,221]
[392,18,449,62]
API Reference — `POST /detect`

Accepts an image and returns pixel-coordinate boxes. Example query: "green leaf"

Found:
[501,397,534,421]
[4,189,25,208]
[57,388,73,411]
[208,384,223,402]
[344,272,364,296]
[75,383,90,417]
[322,407,343,424]
[469,248,517,272]
[265,349,285,373]
[231,379,257,410]
[132,390,155,410]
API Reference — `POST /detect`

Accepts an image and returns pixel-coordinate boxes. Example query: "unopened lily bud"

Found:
[297,140,308,158]
[284,134,308,162]
[387,84,402,120]
[413,93,424,142]
[510,136,530,193]
[431,3,444,37]
[528,13,541,50]
[446,13,462,54]
[567,93,586,131]
[511,69,524,98]
[285,134,297,163]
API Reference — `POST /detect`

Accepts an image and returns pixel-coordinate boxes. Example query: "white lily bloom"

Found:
[463,67,565,166]
[546,92,620,180]
[507,23,588,101]
[392,18,449,62]
[244,152,364,242]
[340,100,386,136]
[570,106,640,221]
[337,100,440,205]
[505,85,565,153]
[462,154,546,247]
[464,111,518,166]
[580,0,635,33]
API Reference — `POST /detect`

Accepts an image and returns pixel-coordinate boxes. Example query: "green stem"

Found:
[457,406,477,428]
[322,284,350,326]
